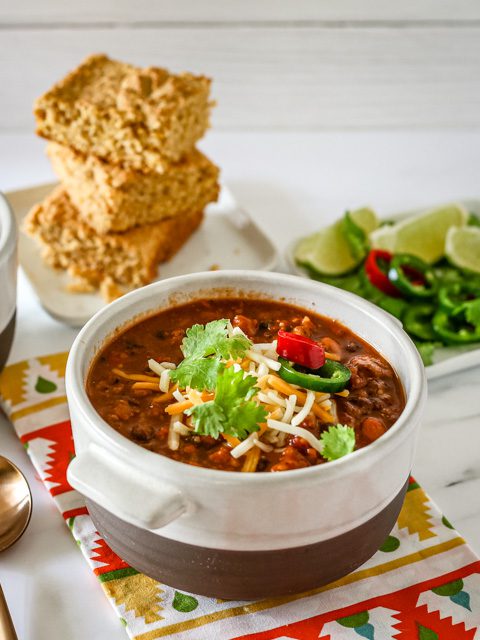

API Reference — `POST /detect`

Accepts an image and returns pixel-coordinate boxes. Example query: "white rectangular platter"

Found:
[7,182,278,327]
[286,199,480,381]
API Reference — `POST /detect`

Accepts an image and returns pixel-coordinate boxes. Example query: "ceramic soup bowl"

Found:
[0,193,17,371]
[66,270,426,599]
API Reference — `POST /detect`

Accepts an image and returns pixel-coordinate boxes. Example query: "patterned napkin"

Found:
[1,352,480,640]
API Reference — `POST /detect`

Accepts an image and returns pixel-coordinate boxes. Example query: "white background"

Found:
[1,2,480,638]
[1,0,480,131]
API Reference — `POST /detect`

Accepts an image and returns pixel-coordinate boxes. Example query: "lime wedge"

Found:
[295,221,359,276]
[349,207,379,235]
[445,226,480,274]
[371,203,468,264]
[369,224,396,252]
[295,207,379,276]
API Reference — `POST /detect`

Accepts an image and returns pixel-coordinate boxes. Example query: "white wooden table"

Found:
[1,131,480,639]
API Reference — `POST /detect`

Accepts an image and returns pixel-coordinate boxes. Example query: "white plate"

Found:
[7,182,278,327]
[286,199,480,381]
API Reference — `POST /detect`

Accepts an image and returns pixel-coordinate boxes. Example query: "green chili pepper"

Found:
[357,267,407,319]
[277,357,351,393]
[403,303,437,341]
[438,282,480,315]
[388,254,437,299]
[432,309,480,345]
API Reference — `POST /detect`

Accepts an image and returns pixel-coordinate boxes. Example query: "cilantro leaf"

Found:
[170,320,252,392]
[187,366,267,439]
[181,320,229,358]
[320,424,356,461]
[216,333,252,360]
[228,402,267,439]
[180,319,251,360]
[169,357,224,392]
[188,403,226,439]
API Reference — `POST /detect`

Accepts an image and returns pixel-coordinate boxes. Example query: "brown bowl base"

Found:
[0,310,16,372]
[87,477,408,600]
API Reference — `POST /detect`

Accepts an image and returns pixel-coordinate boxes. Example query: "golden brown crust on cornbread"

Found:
[47,142,220,233]
[34,54,213,172]
[24,186,204,301]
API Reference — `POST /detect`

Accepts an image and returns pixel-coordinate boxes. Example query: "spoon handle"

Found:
[0,585,18,640]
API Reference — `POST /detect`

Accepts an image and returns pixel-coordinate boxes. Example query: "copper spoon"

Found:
[0,455,33,640]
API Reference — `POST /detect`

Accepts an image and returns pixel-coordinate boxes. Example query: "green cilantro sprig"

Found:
[187,366,267,439]
[320,424,356,461]
[169,319,252,391]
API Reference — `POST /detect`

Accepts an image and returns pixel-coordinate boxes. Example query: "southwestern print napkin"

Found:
[1,352,480,640]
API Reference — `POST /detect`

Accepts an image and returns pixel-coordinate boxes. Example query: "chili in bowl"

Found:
[66,270,426,599]
[86,299,406,473]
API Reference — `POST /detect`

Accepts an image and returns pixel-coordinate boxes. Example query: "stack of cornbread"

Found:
[25,54,220,301]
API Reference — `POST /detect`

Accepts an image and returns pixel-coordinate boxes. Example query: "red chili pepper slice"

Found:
[276,330,325,369]
[365,249,402,298]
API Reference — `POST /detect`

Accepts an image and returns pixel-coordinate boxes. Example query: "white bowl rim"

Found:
[66,269,426,487]
[0,192,16,265]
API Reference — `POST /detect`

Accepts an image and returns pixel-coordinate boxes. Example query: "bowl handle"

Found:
[67,443,187,530]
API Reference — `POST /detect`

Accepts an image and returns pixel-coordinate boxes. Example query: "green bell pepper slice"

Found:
[432,309,480,345]
[438,282,480,315]
[403,303,437,341]
[277,357,351,393]
[388,254,437,299]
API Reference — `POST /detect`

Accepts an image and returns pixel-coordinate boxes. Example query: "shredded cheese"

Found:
[165,399,194,415]
[148,359,165,376]
[246,350,281,371]
[267,418,324,454]
[241,446,261,472]
[222,433,241,448]
[167,417,180,450]
[173,389,186,403]
[268,407,283,421]
[173,421,191,436]
[159,369,170,392]
[186,389,204,406]
[282,394,297,423]
[267,375,300,395]
[253,438,273,453]
[131,381,160,390]
[251,340,277,352]
[113,368,158,383]
[268,375,333,422]
[257,362,269,378]
[152,386,177,403]
[291,390,315,426]
[230,433,258,459]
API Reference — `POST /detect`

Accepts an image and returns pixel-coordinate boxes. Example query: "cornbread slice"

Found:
[24,187,203,301]
[47,142,220,233]
[34,54,213,172]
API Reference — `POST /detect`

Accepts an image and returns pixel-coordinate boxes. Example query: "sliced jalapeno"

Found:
[432,309,480,345]
[388,254,437,299]
[277,357,351,393]
[403,303,437,341]
[438,283,480,314]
